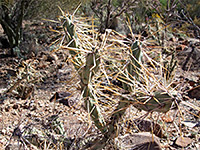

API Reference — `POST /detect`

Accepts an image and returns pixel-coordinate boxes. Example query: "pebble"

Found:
[175,136,193,147]
[4,105,10,112]
[12,104,19,109]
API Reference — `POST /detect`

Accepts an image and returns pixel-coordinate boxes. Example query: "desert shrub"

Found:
[0,0,32,56]
[24,0,81,20]
[183,0,200,27]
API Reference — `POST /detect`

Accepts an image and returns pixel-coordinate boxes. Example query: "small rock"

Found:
[9,99,15,104]
[161,114,173,123]
[6,69,17,76]
[22,101,29,109]
[49,91,72,107]
[38,102,43,107]
[115,132,162,150]
[175,137,193,147]
[11,110,17,115]
[187,86,200,100]
[182,121,196,128]
[195,144,200,149]
[127,119,163,137]
[29,103,36,111]
[13,104,19,109]
[1,129,6,135]
[30,105,36,111]
[5,105,10,112]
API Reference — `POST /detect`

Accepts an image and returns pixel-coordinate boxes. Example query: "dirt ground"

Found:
[0,22,200,150]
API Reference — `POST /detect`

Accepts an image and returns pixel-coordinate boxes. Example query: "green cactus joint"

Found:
[133,91,173,113]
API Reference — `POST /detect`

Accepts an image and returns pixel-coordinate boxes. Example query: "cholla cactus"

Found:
[56,7,107,133]
[52,7,176,149]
